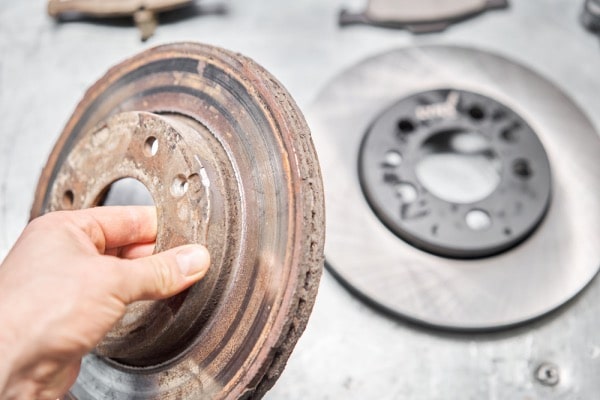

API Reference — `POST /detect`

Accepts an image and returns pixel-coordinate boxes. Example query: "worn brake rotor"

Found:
[30,42,325,399]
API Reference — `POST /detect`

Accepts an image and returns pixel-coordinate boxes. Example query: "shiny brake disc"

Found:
[308,45,600,331]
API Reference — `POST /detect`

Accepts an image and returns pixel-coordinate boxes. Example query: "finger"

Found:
[69,206,157,250]
[113,244,210,303]
[114,242,156,259]
[39,360,81,400]
[104,242,155,258]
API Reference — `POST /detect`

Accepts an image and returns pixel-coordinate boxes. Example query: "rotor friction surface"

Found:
[308,45,600,330]
[31,43,325,399]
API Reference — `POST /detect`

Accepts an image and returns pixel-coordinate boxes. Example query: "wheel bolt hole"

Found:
[513,158,532,178]
[395,182,417,203]
[383,150,402,167]
[62,190,74,208]
[171,175,189,197]
[501,122,520,142]
[468,105,485,120]
[466,209,491,231]
[144,136,159,157]
[501,128,517,142]
[397,119,415,134]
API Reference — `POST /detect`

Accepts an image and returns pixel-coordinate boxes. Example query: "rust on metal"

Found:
[31,42,325,399]
[47,0,194,40]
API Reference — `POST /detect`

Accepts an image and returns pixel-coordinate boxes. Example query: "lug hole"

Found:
[501,122,520,142]
[468,105,485,120]
[465,209,491,231]
[144,136,159,157]
[395,182,417,203]
[397,119,415,134]
[383,150,402,167]
[513,158,532,178]
[62,190,74,208]
[171,175,189,197]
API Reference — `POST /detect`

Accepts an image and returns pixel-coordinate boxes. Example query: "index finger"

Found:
[69,206,157,251]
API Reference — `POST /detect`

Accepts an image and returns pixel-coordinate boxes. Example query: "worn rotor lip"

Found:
[308,45,600,331]
[32,42,325,398]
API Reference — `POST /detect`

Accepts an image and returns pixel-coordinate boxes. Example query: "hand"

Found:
[0,206,210,400]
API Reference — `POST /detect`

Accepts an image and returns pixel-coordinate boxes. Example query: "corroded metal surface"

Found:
[47,0,192,16]
[47,0,194,40]
[30,42,325,399]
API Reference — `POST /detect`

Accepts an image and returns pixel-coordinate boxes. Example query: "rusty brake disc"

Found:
[30,42,325,399]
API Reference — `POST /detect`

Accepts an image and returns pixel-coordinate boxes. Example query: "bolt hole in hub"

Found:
[144,135,159,157]
[359,89,552,258]
[62,189,75,208]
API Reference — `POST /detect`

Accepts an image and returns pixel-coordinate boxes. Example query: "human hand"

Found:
[0,206,210,400]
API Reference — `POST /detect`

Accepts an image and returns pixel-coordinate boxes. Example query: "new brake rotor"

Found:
[30,42,325,399]
[308,45,600,331]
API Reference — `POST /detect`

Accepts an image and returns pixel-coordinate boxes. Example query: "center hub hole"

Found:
[415,130,501,204]
[99,178,155,207]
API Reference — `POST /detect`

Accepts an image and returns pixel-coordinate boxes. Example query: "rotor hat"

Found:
[358,88,552,259]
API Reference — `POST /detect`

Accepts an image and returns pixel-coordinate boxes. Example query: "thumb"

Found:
[115,244,210,303]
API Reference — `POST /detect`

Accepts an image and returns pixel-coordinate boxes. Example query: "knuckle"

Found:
[151,258,176,297]
[28,212,60,230]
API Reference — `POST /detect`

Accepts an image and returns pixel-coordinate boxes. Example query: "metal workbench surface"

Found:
[1,0,599,398]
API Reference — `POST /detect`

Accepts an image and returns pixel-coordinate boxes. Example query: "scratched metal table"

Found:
[1,0,600,399]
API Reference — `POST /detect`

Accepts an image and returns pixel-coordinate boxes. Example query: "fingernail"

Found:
[176,245,210,276]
